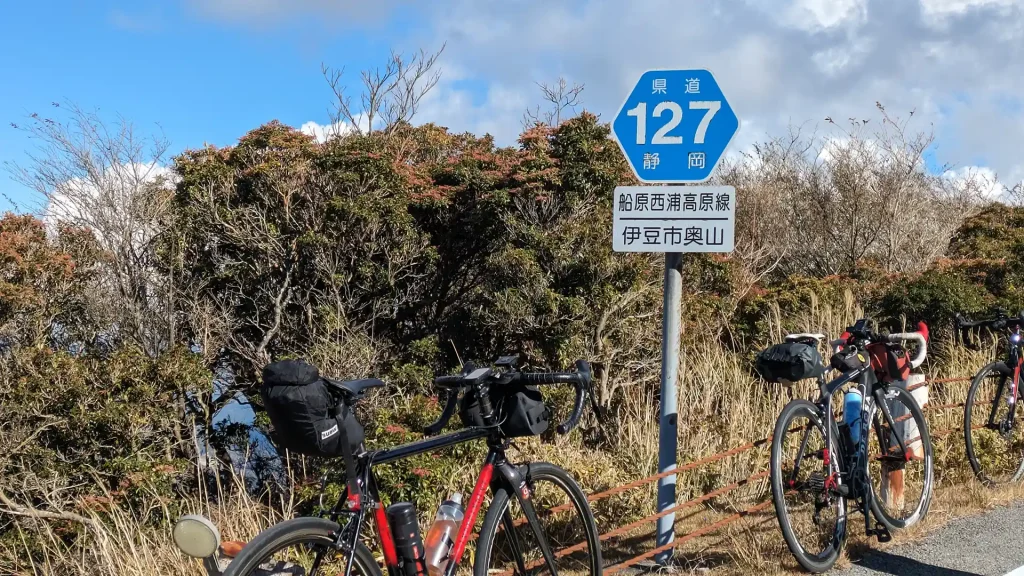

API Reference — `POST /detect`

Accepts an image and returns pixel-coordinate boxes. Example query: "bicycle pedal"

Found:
[870,522,892,543]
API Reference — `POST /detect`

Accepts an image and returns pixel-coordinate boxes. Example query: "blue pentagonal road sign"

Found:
[612,69,739,183]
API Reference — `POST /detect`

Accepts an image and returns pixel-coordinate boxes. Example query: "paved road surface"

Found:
[836,501,1024,576]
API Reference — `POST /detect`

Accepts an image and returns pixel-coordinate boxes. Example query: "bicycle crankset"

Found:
[867,520,892,543]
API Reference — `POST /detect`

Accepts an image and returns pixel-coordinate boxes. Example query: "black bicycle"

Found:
[761,319,934,573]
[957,311,1024,485]
[219,354,603,576]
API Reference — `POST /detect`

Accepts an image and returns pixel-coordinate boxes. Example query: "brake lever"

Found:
[577,360,604,423]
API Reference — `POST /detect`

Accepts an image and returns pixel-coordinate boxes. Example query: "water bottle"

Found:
[844,388,863,445]
[424,492,464,576]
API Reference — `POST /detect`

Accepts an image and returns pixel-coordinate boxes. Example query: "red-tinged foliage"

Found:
[0,214,102,347]
[169,113,661,397]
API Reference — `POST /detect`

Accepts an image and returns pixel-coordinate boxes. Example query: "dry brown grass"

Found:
[5,294,1021,575]
[0,462,301,576]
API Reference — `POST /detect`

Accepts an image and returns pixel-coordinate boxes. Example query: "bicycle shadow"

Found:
[847,550,981,576]
[598,508,779,572]
[599,531,732,571]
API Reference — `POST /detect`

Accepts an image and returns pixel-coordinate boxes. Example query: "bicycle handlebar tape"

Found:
[518,372,561,384]
[424,391,459,435]
[433,375,465,387]
[887,328,929,369]
[387,502,428,576]
[557,382,586,434]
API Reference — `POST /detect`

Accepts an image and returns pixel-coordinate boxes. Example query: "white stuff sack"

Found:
[895,373,928,459]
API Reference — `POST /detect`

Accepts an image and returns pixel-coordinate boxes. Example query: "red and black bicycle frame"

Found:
[321,426,560,576]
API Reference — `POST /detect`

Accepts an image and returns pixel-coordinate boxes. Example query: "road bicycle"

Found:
[763,319,934,573]
[956,311,1024,485]
[216,355,603,576]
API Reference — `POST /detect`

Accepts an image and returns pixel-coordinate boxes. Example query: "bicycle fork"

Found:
[994,361,1021,433]
[487,460,561,576]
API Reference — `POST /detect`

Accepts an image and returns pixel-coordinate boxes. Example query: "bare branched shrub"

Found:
[5,102,175,355]
[522,77,586,129]
[1005,180,1024,206]
[321,44,445,139]
[719,104,989,278]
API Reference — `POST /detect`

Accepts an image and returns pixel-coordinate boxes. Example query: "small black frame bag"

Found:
[260,359,364,458]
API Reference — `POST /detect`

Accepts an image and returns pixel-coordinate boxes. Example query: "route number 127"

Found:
[626,100,722,145]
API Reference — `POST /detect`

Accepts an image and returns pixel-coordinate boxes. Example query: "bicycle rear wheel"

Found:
[867,384,933,530]
[770,399,847,574]
[476,461,602,576]
[964,362,1024,486]
[221,517,380,576]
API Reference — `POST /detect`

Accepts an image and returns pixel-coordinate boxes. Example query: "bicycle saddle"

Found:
[785,333,826,343]
[324,377,385,400]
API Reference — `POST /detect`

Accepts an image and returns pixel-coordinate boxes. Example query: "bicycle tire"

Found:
[867,385,933,530]
[770,399,847,574]
[476,461,602,576]
[221,517,381,576]
[964,361,1024,486]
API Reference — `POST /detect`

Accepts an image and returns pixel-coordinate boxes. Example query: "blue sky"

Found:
[0,0,436,210]
[4,0,1024,211]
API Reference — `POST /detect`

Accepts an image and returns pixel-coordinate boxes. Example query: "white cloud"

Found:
[781,0,869,32]
[415,80,530,144]
[920,0,1021,19]
[812,36,874,76]
[397,0,1024,188]
[220,0,1024,191]
[43,162,175,248]
[942,165,1005,198]
[299,117,366,143]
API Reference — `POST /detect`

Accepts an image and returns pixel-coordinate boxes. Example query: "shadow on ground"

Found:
[847,550,981,576]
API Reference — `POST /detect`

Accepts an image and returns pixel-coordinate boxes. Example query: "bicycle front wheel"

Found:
[964,361,1024,486]
[867,384,934,530]
[221,517,381,576]
[476,461,602,576]
[770,399,847,574]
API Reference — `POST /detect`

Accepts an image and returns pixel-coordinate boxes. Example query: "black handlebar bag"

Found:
[755,342,826,385]
[459,384,551,437]
[260,359,364,458]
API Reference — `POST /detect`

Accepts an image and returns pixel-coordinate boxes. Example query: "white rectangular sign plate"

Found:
[612,185,735,253]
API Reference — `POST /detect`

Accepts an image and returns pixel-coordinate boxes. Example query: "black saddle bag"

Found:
[260,359,364,458]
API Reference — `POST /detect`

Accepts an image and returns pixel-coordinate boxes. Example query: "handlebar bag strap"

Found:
[260,359,365,458]
[755,342,826,385]
[332,401,360,491]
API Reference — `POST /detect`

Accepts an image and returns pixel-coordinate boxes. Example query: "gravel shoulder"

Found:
[835,501,1024,576]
